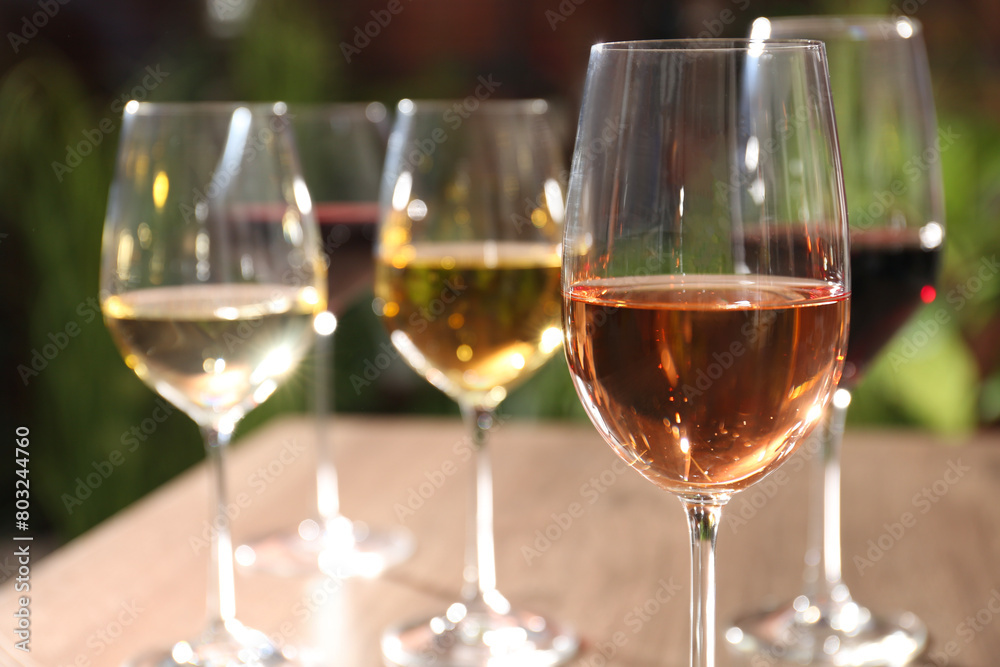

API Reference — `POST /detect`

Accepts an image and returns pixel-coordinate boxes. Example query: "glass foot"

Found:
[237,516,415,579]
[124,619,288,666]
[727,593,927,666]
[381,592,579,667]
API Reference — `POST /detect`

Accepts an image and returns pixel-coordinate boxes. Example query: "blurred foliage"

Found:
[0,55,203,538]
[811,0,1000,436]
[230,0,342,102]
[849,111,1000,434]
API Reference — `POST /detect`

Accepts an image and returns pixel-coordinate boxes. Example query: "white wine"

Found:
[103,284,322,426]
[376,242,563,407]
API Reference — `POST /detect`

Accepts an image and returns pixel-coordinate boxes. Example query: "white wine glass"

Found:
[237,102,415,579]
[728,17,944,666]
[374,99,579,666]
[100,101,326,666]
[562,40,850,667]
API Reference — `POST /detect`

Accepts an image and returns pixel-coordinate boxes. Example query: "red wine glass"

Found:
[729,17,944,666]
[237,103,416,579]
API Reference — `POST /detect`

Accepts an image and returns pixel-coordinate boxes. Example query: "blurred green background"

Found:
[1,0,997,544]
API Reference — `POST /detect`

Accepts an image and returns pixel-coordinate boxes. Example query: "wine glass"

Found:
[374,99,579,666]
[295,102,391,315]
[237,102,416,579]
[100,101,326,666]
[562,40,849,667]
[728,17,944,666]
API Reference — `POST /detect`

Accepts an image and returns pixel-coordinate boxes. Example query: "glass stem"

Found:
[203,426,236,627]
[682,498,724,667]
[804,392,850,601]
[461,404,497,604]
[313,327,343,528]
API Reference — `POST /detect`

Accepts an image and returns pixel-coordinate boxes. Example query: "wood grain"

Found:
[1,416,996,666]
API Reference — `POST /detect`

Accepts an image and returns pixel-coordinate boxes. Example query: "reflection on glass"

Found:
[728,16,944,667]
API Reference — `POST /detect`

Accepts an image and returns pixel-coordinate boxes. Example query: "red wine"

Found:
[236,202,376,316]
[842,228,939,386]
[739,226,938,387]
[315,202,378,316]
[565,275,848,496]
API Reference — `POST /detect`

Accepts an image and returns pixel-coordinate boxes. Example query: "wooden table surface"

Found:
[2,415,998,667]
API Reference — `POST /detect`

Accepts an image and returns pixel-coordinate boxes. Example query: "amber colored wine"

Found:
[103,284,322,425]
[565,275,848,496]
[376,242,562,406]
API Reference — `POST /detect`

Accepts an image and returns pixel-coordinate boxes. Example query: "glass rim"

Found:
[760,14,924,39]
[395,98,553,116]
[124,101,293,116]
[592,38,826,52]
[284,101,389,121]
